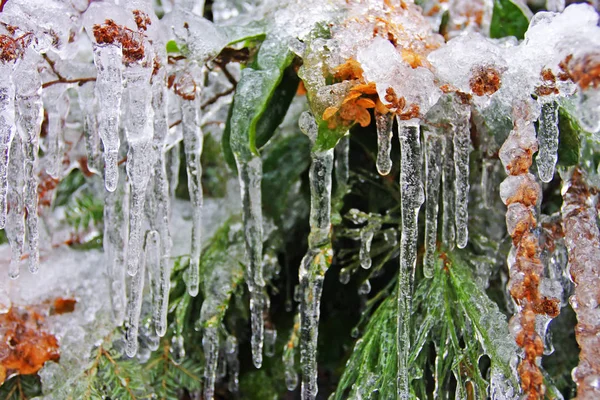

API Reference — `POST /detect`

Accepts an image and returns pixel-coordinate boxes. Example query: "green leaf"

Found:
[490,0,530,40]
[557,107,582,167]
[228,37,295,163]
[166,40,180,54]
[223,61,300,170]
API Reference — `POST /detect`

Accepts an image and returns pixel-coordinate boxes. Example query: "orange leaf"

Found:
[356,98,376,108]
[323,106,339,121]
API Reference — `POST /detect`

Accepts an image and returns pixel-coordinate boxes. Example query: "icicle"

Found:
[166,142,181,201]
[335,134,349,196]
[441,135,455,248]
[453,108,471,249]
[536,100,559,183]
[481,158,495,209]
[150,64,172,337]
[145,224,161,347]
[92,44,124,192]
[14,49,43,274]
[397,117,423,400]
[423,131,443,278]
[126,231,154,357]
[44,88,69,178]
[376,111,394,175]
[298,112,334,400]
[236,154,265,368]
[6,135,25,279]
[359,226,374,270]
[124,59,155,277]
[264,328,277,357]
[225,335,239,393]
[181,94,203,296]
[203,326,219,400]
[0,63,16,230]
[78,82,102,175]
[104,171,130,324]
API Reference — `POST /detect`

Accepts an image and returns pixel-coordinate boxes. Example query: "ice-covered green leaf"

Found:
[557,107,582,167]
[490,0,530,40]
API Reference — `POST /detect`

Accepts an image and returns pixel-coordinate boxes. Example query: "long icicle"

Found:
[298,112,334,400]
[15,49,43,274]
[0,62,16,230]
[397,117,424,399]
[149,58,172,336]
[236,154,265,368]
[441,134,455,248]
[6,135,25,279]
[453,104,471,249]
[536,99,559,183]
[124,57,155,277]
[203,326,219,400]
[91,43,124,192]
[423,130,443,278]
[105,170,130,325]
[181,89,203,297]
[375,111,394,176]
[45,87,69,178]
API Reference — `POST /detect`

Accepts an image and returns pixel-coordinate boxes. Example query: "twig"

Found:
[42,77,96,89]
[169,120,182,129]
[200,87,235,110]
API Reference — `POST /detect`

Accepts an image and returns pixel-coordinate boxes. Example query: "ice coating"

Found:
[0,63,16,230]
[423,130,443,277]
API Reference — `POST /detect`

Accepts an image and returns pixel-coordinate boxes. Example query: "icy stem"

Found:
[359,227,375,270]
[0,63,16,229]
[376,111,394,176]
[423,130,443,278]
[536,100,559,183]
[298,112,334,400]
[181,95,204,297]
[203,326,219,400]
[92,44,124,192]
[236,155,265,368]
[453,108,471,249]
[397,118,424,400]
[335,134,350,198]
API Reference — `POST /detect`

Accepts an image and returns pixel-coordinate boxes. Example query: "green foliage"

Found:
[226,36,295,162]
[145,342,203,399]
[490,0,530,40]
[0,375,42,399]
[557,107,583,167]
[54,169,86,208]
[64,193,104,233]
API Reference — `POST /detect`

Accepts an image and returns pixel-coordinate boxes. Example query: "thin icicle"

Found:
[124,59,155,277]
[149,64,172,337]
[166,142,181,201]
[203,326,219,400]
[376,111,394,175]
[6,135,25,279]
[236,154,265,368]
[126,231,154,357]
[181,94,203,297]
[397,117,423,400]
[92,44,124,192]
[359,227,375,270]
[453,108,471,249]
[44,88,69,178]
[225,335,239,393]
[78,82,102,175]
[335,134,349,196]
[145,229,161,351]
[298,112,334,400]
[14,49,43,274]
[481,158,495,209]
[423,130,443,278]
[0,63,16,229]
[104,171,130,325]
[264,328,277,357]
[441,134,455,248]
[536,100,559,183]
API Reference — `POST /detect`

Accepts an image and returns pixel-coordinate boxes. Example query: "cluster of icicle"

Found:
[0,0,210,362]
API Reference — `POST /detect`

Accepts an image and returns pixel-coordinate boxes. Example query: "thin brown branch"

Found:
[169,119,182,129]
[200,87,235,110]
[42,77,96,89]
